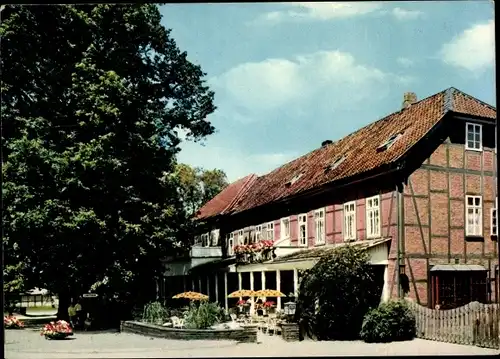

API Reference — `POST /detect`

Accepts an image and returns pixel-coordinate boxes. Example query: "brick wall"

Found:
[402,133,498,306]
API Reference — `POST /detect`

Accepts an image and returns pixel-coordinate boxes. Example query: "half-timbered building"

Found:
[162,88,497,311]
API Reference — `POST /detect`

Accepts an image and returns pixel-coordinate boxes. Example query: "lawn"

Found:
[4,305,57,317]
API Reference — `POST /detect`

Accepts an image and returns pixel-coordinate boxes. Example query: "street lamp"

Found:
[283,301,296,316]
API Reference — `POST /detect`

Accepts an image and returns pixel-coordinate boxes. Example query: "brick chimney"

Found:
[402,92,417,109]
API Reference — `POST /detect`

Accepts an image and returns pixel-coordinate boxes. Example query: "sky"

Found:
[159,1,496,182]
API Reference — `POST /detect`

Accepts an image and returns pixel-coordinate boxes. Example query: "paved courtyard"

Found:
[5,328,499,358]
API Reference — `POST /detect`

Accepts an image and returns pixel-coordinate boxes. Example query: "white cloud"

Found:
[182,50,416,181]
[211,50,414,115]
[440,20,495,72]
[252,2,383,25]
[177,140,297,182]
[397,57,414,68]
[391,7,423,21]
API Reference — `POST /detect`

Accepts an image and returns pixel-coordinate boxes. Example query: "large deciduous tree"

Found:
[1,4,216,319]
[174,163,228,217]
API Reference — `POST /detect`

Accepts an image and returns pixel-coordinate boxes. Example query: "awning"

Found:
[272,237,390,263]
[430,264,487,272]
[236,237,390,272]
[188,257,236,274]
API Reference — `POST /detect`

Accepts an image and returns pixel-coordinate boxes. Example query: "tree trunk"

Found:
[57,292,70,321]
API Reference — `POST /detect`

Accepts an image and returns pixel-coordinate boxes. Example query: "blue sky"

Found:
[160,2,495,182]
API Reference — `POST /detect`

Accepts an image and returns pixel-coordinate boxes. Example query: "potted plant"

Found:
[263,300,276,314]
[4,315,24,329]
[40,320,74,340]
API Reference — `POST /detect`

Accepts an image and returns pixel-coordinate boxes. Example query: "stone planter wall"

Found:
[120,321,258,343]
[281,323,300,342]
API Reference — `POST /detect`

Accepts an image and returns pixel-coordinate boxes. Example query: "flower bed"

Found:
[121,320,258,343]
[40,320,74,340]
[4,315,24,329]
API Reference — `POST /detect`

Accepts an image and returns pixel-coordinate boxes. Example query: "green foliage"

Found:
[360,300,416,343]
[295,246,383,340]
[142,301,169,325]
[183,302,224,329]
[1,4,217,314]
[174,163,228,217]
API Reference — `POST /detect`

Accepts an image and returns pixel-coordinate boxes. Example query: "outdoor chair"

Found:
[265,317,278,335]
[170,316,184,329]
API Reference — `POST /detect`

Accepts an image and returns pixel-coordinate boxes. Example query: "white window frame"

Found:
[366,195,381,239]
[210,229,220,246]
[289,173,303,185]
[266,222,274,241]
[227,233,235,256]
[491,197,498,236]
[201,233,210,247]
[465,195,483,236]
[255,225,262,243]
[314,209,326,245]
[465,122,482,151]
[238,230,244,245]
[298,214,308,247]
[328,156,346,170]
[378,133,401,151]
[280,217,290,240]
[343,201,357,241]
[194,235,201,246]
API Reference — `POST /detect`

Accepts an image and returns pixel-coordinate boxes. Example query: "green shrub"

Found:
[360,300,416,343]
[295,246,383,340]
[183,301,224,329]
[142,301,169,325]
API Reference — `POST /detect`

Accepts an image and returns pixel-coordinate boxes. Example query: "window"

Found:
[210,230,220,246]
[465,195,482,236]
[343,201,357,241]
[227,233,234,256]
[285,173,303,187]
[314,209,325,245]
[201,233,210,247]
[194,235,202,246]
[377,133,402,152]
[298,214,308,246]
[465,122,482,151]
[281,217,290,240]
[238,230,244,245]
[491,198,498,236]
[366,196,381,238]
[255,225,262,242]
[431,271,488,309]
[327,156,346,171]
[266,222,274,241]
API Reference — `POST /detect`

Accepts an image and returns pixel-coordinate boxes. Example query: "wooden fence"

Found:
[406,300,500,349]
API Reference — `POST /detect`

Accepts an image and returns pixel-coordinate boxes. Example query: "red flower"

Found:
[263,300,275,308]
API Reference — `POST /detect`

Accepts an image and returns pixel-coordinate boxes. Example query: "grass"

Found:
[4,305,57,316]
[25,305,57,312]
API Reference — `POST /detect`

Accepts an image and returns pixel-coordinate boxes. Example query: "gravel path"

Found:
[5,328,499,358]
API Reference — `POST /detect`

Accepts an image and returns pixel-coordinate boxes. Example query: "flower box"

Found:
[234,242,276,264]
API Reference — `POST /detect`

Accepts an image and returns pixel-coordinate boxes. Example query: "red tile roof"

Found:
[198,88,496,219]
[196,174,257,220]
